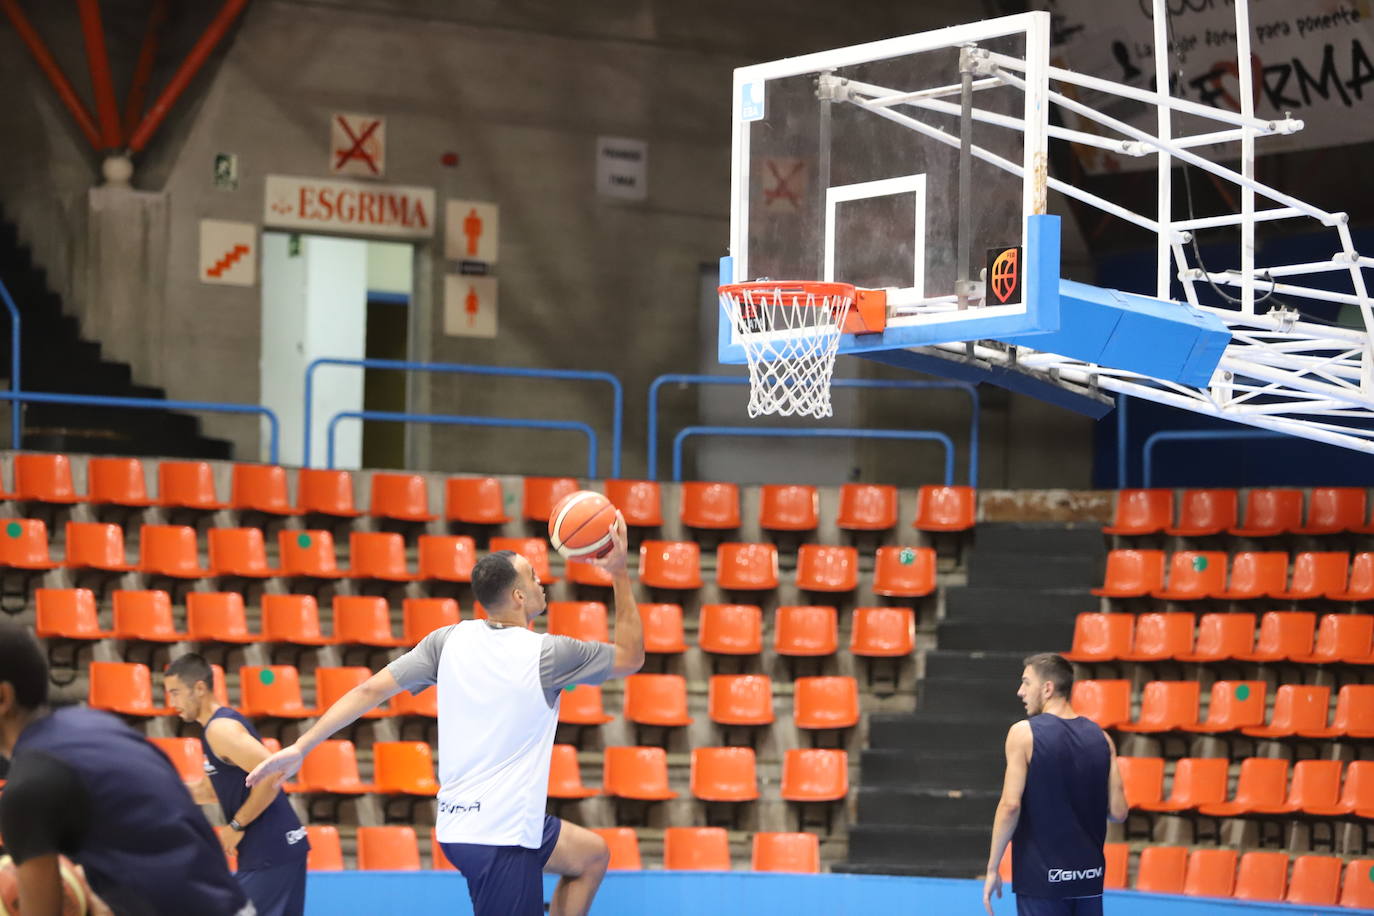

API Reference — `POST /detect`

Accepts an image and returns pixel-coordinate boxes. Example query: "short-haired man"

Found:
[248,515,641,916]
[984,653,1128,916]
[165,652,309,916]
[0,621,252,915]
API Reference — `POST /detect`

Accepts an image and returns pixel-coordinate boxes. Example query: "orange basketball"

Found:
[548,490,617,559]
[0,855,89,915]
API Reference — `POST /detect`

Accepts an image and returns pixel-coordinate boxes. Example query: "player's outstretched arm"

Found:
[246,668,404,787]
[984,721,1031,916]
[1104,732,1129,823]
[588,513,643,677]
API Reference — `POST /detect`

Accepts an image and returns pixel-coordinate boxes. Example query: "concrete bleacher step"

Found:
[916,678,1022,718]
[867,713,1008,752]
[834,860,983,879]
[855,786,1000,827]
[966,553,1101,589]
[859,749,1004,791]
[934,618,1076,653]
[970,522,1106,558]
[845,823,990,866]
[942,586,1094,622]
[922,649,1025,681]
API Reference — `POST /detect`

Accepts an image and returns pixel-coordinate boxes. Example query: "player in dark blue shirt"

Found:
[164,653,308,916]
[984,653,1128,916]
[0,622,251,916]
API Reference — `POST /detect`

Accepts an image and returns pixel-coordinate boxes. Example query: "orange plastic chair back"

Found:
[1135,846,1188,893]
[65,521,132,571]
[548,744,599,798]
[1118,681,1201,733]
[1167,488,1237,535]
[548,601,609,642]
[369,472,435,521]
[759,484,818,531]
[1104,843,1129,889]
[156,461,226,510]
[333,595,405,647]
[1183,848,1237,897]
[148,736,205,782]
[1178,612,1255,662]
[306,826,345,871]
[1240,611,1315,662]
[402,597,460,644]
[794,676,860,730]
[260,594,333,646]
[708,674,774,726]
[602,746,676,800]
[1341,859,1374,909]
[1122,612,1195,661]
[796,545,858,592]
[1334,550,1374,600]
[445,476,509,523]
[623,674,693,727]
[591,828,642,870]
[1117,756,1164,808]
[690,747,759,802]
[559,684,614,725]
[1185,680,1267,733]
[698,604,763,655]
[139,524,209,578]
[914,484,975,531]
[356,826,421,871]
[1103,488,1172,535]
[774,605,838,657]
[1092,549,1165,597]
[603,479,662,527]
[1243,684,1329,739]
[88,661,158,715]
[373,741,439,795]
[873,546,936,597]
[489,537,557,582]
[239,665,312,717]
[1299,486,1366,534]
[1143,757,1230,812]
[207,527,273,577]
[1063,613,1132,662]
[1154,551,1226,599]
[1232,488,1303,535]
[295,469,360,516]
[639,540,703,589]
[34,587,107,639]
[112,589,184,642]
[277,529,343,578]
[1286,855,1341,906]
[1200,757,1290,816]
[849,607,914,657]
[680,481,740,529]
[348,531,414,581]
[297,740,372,793]
[315,666,390,719]
[417,534,475,582]
[663,827,730,871]
[86,457,150,506]
[1295,613,1374,664]
[716,542,779,590]
[0,518,57,569]
[641,603,687,654]
[780,748,848,801]
[13,453,78,503]
[522,477,580,521]
[752,833,820,873]
[1070,680,1132,729]
[1216,551,1288,599]
[230,464,298,515]
[1277,551,1349,599]
[837,483,897,530]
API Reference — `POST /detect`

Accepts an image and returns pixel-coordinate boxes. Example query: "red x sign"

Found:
[331,113,386,177]
[761,157,807,212]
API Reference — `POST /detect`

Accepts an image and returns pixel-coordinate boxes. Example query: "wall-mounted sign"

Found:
[199,219,256,286]
[331,112,386,177]
[444,274,498,338]
[444,200,499,265]
[596,137,648,201]
[264,175,435,238]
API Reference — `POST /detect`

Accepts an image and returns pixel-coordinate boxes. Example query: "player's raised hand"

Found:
[587,511,628,575]
[245,742,303,788]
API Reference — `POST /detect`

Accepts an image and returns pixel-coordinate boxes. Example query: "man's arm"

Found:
[205,718,285,828]
[588,514,642,677]
[16,856,63,916]
[1104,731,1129,823]
[0,753,89,916]
[984,721,1031,915]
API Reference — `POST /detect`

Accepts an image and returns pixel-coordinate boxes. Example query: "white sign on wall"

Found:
[199,219,256,286]
[444,274,498,338]
[264,175,435,238]
[444,200,500,264]
[331,112,386,177]
[596,137,648,200]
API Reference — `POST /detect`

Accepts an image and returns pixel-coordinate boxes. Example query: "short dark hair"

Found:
[473,551,520,609]
[165,653,215,691]
[0,620,48,710]
[1023,652,1074,698]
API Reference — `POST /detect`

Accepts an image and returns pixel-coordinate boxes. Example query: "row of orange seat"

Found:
[0,453,977,532]
[1117,756,1373,817]
[1067,610,1374,665]
[1095,549,1374,601]
[1072,679,1374,738]
[1106,487,1374,537]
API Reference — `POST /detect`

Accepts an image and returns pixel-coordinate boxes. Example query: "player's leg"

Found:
[543,818,609,916]
[1015,895,1076,916]
[235,859,306,916]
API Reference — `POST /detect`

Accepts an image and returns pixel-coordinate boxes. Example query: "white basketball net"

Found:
[720,284,853,419]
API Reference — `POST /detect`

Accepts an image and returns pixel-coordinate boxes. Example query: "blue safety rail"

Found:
[672,426,955,485]
[4,390,281,463]
[1142,429,1287,488]
[303,358,623,476]
[647,374,979,484]
[0,277,21,450]
[326,409,598,477]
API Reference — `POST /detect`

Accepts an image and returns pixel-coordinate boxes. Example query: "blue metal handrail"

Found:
[0,277,21,450]
[671,426,955,484]
[1142,430,1287,487]
[326,410,598,477]
[5,390,281,463]
[303,358,622,476]
[648,374,979,483]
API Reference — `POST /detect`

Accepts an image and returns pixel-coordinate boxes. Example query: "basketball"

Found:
[0,855,89,915]
[548,490,618,559]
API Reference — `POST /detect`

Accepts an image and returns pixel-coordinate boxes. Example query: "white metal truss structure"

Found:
[828,1,1374,454]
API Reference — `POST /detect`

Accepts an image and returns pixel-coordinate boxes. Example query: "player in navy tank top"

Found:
[984,653,1128,916]
[165,654,309,916]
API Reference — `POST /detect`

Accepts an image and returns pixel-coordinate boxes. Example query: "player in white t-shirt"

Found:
[247,514,642,916]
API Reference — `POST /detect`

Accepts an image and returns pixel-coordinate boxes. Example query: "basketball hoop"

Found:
[719,281,855,419]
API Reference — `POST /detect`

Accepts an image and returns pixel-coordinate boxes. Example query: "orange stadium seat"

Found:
[780,748,848,802]
[548,744,599,799]
[1138,757,1230,813]
[1063,613,1132,663]
[1183,680,1267,734]
[417,534,476,583]
[1340,860,1374,909]
[1117,756,1165,809]
[759,484,818,531]
[139,524,209,578]
[1092,549,1165,598]
[65,521,133,572]
[0,519,58,570]
[1104,843,1129,890]
[373,742,439,795]
[1233,851,1289,902]
[1069,680,1132,729]
[523,476,580,522]
[913,485,975,531]
[566,558,614,587]
[1291,613,1374,664]
[390,683,437,717]
[602,747,677,800]
[794,677,859,731]
[663,827,730,871]
[148,736,205,783]
[369,472,436,522]
[1183,848,1238,898]
[112,589,186,642]
[445,477,509,524]
[1135,846,1188,894]
[260,594,333,646]
[716,542,779,591]
[489,537,557,582]
[1214,551,1288,600]
[1274,551,1349,600]
[348,531,415,581]
[603,479,663,527]
[1285,855,1342,906]
[1242,684,1330,739]
[356,827,421,871]
[1280,759,1343,814]
[1120,612,1195,662]
[680,481,740,530]
[88,661,159,716]
[306,826,344,871]
[1177,612,1255,663]
[86,457,151,506]
[850,607,914,657]
[1297,486,1367,535]
[691,747,759,802]
[1152,551,1227,600]
[240,665,313,718]
[774,605,838,657]
[1230,488,1303,537]
[429,833,456,871]
[1306,760,1374,817]
[35,587,110,640]
[13,453,79,503]
[641,603,687,654]
[752,832,820,873]
[296,740,373,794]
[1332,551,1374,601]
[796,545,858,592]
[277,530,344,579]
[295,469,360,517]
[547,601,609,642]
[230,464,299,515]
[1237,611,1315,662]
[699,604,763,656]
[623,674,693,727]
[1103,489,1172,535]
[837,483,897,531]
[207,527,274,578]
[1298,684,1374,739]
[1165,488,1237,536]
[708,674,774,726]
[592,828,642,870]
[156,461,226,510]
[333,595,406,648]
[315,666,389,719]
[872,546,936,598]
[559,685,614,725]
[638,541,702,589]
[1117,681,1201,733]
[1199,758,1290,816]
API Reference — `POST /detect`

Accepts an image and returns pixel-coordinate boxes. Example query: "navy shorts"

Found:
[236,857,307,916]
[441,815,562,916]
[1016,895,1103,916]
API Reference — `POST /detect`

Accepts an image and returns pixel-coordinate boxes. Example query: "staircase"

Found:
[0,204,231,458]
[840,523,1105,878]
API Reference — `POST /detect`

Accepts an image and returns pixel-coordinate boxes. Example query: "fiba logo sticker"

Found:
[986,246,1023,305]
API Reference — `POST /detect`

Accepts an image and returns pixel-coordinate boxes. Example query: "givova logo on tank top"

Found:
[1048,867,1104,883]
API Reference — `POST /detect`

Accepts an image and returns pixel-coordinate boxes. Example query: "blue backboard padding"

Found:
[1007,280,1231,387]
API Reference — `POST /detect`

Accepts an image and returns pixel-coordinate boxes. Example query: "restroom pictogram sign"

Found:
[445,200,499,265]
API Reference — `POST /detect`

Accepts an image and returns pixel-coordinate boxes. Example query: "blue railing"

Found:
[671,425,955,484]
[326,410,598,477]
[647,374,979,484]
[1141,429,1287,488]
[0,277,22,450]
[303,358,623,477]
[4,390,281,463]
